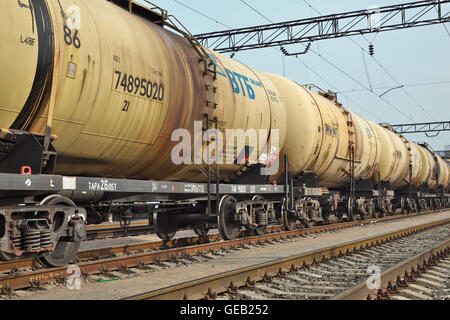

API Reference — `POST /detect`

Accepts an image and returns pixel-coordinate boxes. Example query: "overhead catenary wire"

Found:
[302,0,450,141]
[295,56,383,122]
[337,80,450,93]
[362,48,373,91]
[236,0,399,120]
[301,1,428,122]
[307,1,440,119]
[442,23,450,38]
[240,0,415,121]
[303,0,321,15]
[305,45,414,121]
[371,55,437,121]
[239,0,274,24]
[433,6,450,38]
[171,0,419,122]
[333,8,438,122]
[172,0,232,29]
[173,0,449,149]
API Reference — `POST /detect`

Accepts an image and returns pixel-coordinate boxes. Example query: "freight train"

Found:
[0,0,449,267]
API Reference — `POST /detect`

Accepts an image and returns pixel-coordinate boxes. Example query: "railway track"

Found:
[0,209,445,295]
[334,235,450,300]
[125,216,450,300]
[390,256,450,300]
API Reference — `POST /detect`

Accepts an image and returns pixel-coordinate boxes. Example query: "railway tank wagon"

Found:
[0,0,285,182]
[0,0,449,268]
[0,0,286,265]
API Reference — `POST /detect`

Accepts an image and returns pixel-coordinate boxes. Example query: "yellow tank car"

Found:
[436,155,449,188]
[420,146,438,188]
[410,142,424,186]
[303,91,350,188]
[264,75,323,178]
[0,0,285,182]
[446,159,450,190]
[265,75,380,188]
[0,1,42,129]
[2,0,450,268]
[349,114,381,182]
[372,125,410,189]
[416,144,433,187]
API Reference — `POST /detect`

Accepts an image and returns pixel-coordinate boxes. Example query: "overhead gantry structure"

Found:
[195,0,450,53]
[390,121,450,134]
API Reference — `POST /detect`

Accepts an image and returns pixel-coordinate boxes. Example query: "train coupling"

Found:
[0,205,86,261]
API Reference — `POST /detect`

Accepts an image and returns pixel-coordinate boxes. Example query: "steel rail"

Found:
[86,220,149,231]
[331,238,450,300]
[86,221,153,240]
[125,217,450,300]
[0,209,440,274]
[0,209,445,293]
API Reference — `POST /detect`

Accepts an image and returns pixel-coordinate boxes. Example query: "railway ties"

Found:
[127,217,450,300]
[1,209,448,298]
[390,257,450,300]
[225,225,450,300]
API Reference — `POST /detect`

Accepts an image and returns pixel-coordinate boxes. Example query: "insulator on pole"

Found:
[369,43,374,56]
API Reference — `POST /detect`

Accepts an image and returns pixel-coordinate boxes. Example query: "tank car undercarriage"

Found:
[0,174,448,267]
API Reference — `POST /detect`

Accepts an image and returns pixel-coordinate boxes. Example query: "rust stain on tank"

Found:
[77,69,88,104]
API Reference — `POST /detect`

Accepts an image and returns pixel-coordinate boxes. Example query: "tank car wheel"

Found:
[348,197,357,221]
[282,210,298,231]
[218,195,241,240]
[193,224,210,237]
[153,212,177,242]
[37,195,82,268]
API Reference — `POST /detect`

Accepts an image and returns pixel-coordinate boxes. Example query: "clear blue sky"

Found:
[141,0,450,151]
